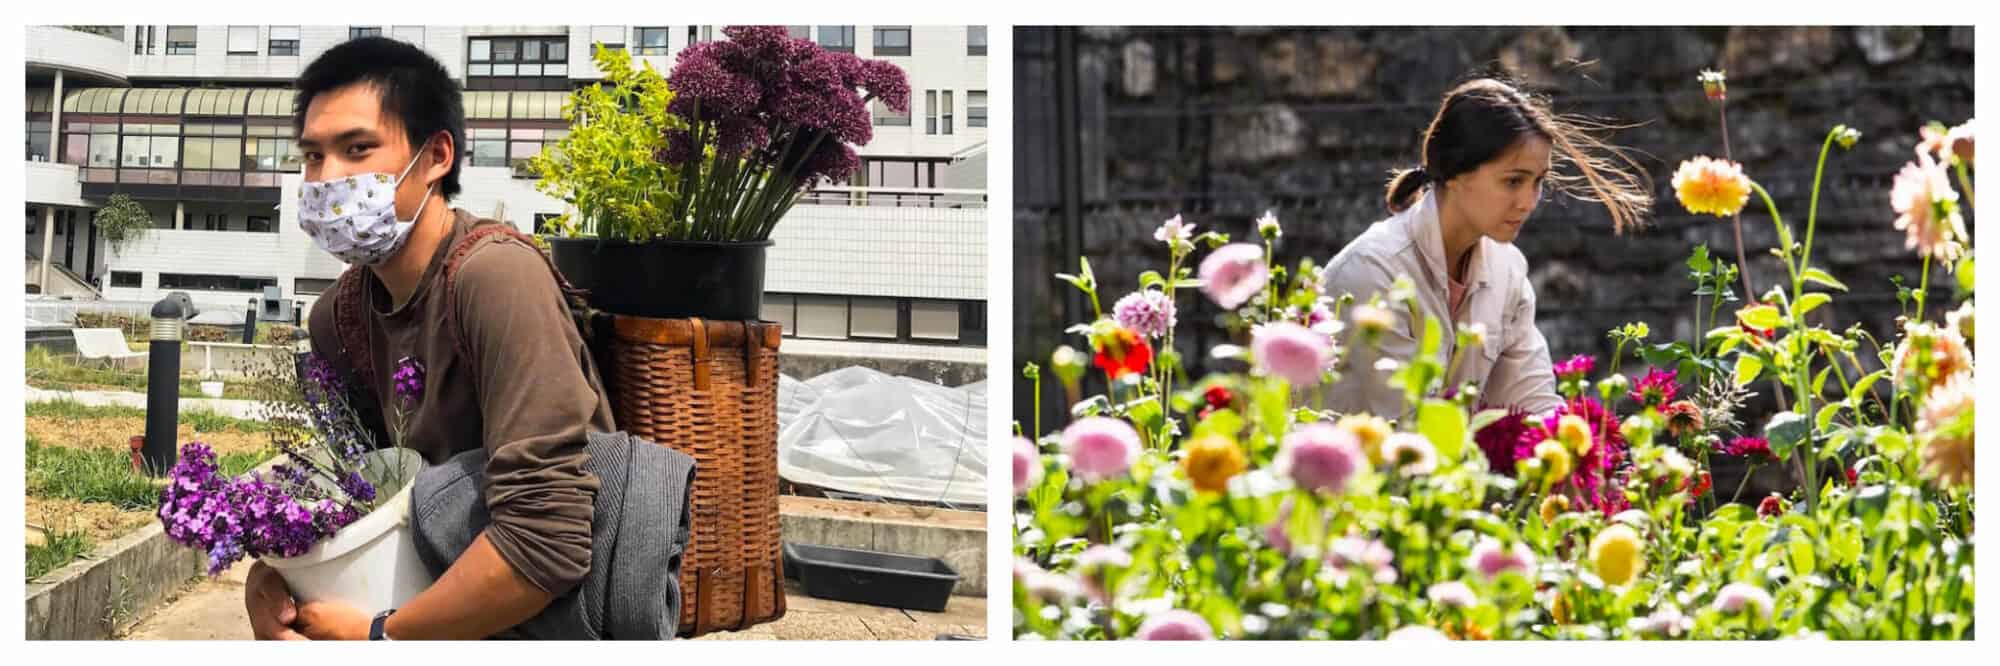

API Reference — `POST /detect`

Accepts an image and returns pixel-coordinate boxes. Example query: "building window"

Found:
[68,123,120,168]
[910,300,961,340]
[165,26,197,55]
[468,36,570,87]
[295,277,334,295]
[198,213,226,231]
[27,120,52,161]
[795,295,848,339]
[468,127,508,167]
[532,213,560,235]
[134,25,155,55]
[967,26,987,56]
[872,99,910,127]
[247,216,273,233]
[237,124,299,172]
[873,26,911,56]
[269,26,300,56]
[392,26,424,45]
[182,120,245,171]
[760,294,796,334]
[968,91,987,128]
[850,298,899,339]
[227,26,258,55]
[159,272,277,292]
[509,127,566,174]
[785,26,810,40]
[350,27,382,40]
[926,91,953,136]
[110,271,142,288]
[686,26,713,45]
[864,158,941,189]
[816,26,854,54]
[120,122,181,169]
[635,27,671,55]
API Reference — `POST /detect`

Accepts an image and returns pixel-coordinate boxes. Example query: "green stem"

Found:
[1953,159,1974,212]
[1916,253,1932,323]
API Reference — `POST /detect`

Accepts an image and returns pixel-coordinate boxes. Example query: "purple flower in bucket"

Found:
[339,471,378,503]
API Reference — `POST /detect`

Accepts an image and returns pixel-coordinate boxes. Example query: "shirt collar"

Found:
[1406,188,1489,291]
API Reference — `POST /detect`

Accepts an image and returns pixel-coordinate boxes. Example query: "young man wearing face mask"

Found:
[246,36,612,641]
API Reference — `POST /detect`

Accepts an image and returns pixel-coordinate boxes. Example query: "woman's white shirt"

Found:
[1319,189,1563,421]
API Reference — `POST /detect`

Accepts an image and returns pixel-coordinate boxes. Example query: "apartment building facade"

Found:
[25,24,989,350]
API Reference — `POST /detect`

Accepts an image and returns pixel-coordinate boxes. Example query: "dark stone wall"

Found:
[1014,26,1974,428]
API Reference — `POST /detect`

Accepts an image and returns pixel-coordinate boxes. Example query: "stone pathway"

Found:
[121,561,984,641]
[26,387,269,420]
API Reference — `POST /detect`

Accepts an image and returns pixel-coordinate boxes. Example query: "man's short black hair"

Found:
[294,36,465,200]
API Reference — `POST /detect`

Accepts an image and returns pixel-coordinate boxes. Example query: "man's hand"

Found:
[294,598,371,641]
[244,561,306,641]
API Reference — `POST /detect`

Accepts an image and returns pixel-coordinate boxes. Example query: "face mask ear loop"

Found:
[395,136,439,225]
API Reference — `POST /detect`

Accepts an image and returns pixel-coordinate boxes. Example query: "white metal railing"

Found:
[797,185,987,209]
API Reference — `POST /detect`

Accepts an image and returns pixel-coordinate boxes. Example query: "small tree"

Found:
[94,193,153,255]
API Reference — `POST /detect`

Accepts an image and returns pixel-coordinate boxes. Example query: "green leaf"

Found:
[1813,365,1832,398]
[1417,399,1468,463]
[1420,316,1443,358]
[1733,354,1765,388]
[1687,244,1713,273]
[1467,408,1508,435]
[1815,402,1842,431]
[1138,270,1165,291]
[1955,257,1974,292]
[1738,305,1783,331]
[1788,531,1818,574]
[1126,397,1164,442]
[1801,268,1849,292]
[1795,292,1832,317]
[1192,408,1245,441]
[1255,377,1290,438]
[1765,410,1809,460]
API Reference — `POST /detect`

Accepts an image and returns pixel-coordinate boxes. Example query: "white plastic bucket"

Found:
[260,450,434,614]
[200,381,225,398]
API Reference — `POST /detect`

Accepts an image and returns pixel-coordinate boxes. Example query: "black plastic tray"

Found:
[782,542,960,612]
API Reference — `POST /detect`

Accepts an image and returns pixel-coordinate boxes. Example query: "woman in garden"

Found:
[1322,77,1654,421]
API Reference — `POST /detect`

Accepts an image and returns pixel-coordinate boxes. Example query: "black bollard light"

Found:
[242,297,259,345]
[143,292,195,476]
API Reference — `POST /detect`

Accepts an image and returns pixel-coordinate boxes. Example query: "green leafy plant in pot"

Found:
[535,26,911,320]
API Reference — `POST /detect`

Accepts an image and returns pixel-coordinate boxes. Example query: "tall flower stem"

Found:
[1719,100,1758,304]
[1953,160,1975,212]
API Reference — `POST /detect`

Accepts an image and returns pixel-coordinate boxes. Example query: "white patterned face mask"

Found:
[297,138,435,265]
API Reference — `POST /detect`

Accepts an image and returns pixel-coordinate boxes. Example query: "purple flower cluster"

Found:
[392,356,426,407]
[662,25,910,187]
[159,443,365,575]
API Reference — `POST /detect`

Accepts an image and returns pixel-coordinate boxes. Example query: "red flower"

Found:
[1203,385,1234,410]
[1720,436,1776,462]
[1092,326,1154,380]
[1757,494,1787,518]
[1683,469,1712,499]
[1845,467,1859,487]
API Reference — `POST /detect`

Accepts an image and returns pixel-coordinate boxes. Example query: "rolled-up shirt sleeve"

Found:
[1483,277,1562,417]
[452,242,599,596]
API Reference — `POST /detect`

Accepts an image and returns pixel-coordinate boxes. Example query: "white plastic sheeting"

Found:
[777,367,986,508]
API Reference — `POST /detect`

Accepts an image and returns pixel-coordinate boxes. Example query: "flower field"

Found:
[1012,93,1974,640]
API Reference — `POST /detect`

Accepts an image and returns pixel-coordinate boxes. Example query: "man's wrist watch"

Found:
[369,609,396,641]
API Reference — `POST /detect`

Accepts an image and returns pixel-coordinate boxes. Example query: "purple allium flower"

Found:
[1251,321,1333,386]
[392,356,425,407]
[1012,436,1042,497]
[1278,423,1364,494]
[1720,435,1775,462]
[1629,367,1680,408]
[1113,290,1177,339]
[1061,417,1141,483]
[1135,610,1215,640]
[1198,243,1269,310]
[1552,354,1596,382]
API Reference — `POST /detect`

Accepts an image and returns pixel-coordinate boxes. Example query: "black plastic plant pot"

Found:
[547,237,772,320]
[782,542,960,612]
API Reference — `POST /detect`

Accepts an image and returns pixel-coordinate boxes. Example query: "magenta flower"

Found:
[1473,404,1536,477]
[1113,290,1177,339]
[1720,435,1775,462]
[1553,354,1596,381]
[1250,321,1333,385]
[1278,423,1364,494]
[1629,367,1679,408]
[1135,610,1215,640]
[1061,417,1141,483]
[1467,538,1535,580]
[1198,243,1269,310]
[1012,436,1041,496]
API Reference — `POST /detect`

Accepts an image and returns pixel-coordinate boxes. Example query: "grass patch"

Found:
[26,436,273,510]
[26,529,93,581]
[25,346,284,401]
[24,399,270,434]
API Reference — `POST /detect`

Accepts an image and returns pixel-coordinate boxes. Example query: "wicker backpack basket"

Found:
[330,220,786,638]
